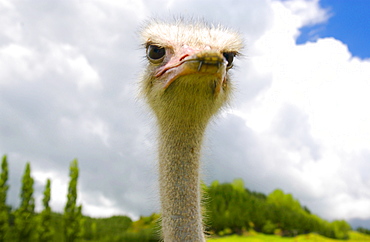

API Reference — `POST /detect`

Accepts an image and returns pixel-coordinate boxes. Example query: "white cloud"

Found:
[227,0,370,220]
[282,0,329,26]
[33,170,68,213]
[0,42,101,91]
[81,191,136,219]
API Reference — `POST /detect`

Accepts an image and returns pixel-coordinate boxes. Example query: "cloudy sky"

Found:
[1,0,369,228]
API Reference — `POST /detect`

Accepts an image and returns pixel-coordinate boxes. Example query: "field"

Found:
[208,231,370,241]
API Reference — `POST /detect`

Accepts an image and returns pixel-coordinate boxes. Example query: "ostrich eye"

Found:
[147,45,166,62]
[223,52,235,68]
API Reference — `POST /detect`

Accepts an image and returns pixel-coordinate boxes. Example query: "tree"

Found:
[0,155,9,242]
[331,220,351,240]
[262,220,277,234]
[15,162,35,242]
[267,189,303,213]
[39,179,53,242]
[206,179,252,235]
[64,159,83,242]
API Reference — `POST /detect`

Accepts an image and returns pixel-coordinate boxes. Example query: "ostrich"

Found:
[140,19,243,241]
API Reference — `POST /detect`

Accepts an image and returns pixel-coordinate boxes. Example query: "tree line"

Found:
[205,179,352,239]
[0,155,83,242]
[0,155,159,242]
[0,154,368,241]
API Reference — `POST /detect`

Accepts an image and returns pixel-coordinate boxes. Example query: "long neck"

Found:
[158,119,207,242]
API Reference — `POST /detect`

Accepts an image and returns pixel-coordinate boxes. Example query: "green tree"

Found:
[91,221,97,240]
[267,189,303,213]
[64,159,83,242]
[331,220,351,239]
[206,179,252,235]
[15,162,36,242]
[231,178,245,193]
[39,179,53,242]
[262,220,277,234]
[0,155,9,242]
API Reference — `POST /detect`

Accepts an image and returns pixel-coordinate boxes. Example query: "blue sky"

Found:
[297,0,370,59]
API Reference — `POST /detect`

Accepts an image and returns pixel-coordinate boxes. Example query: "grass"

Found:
[208,231,370,241]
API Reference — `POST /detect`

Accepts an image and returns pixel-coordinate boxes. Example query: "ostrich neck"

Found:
[158,118,208,242]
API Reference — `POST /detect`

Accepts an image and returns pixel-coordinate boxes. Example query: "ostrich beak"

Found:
[155,49,228,95]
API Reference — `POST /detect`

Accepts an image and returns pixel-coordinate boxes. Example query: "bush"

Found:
[262,220,276,234]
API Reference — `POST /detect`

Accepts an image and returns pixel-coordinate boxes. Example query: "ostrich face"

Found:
[146,43,235,94]
[141,20,243,121]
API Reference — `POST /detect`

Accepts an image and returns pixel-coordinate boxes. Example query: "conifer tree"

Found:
[0,155,9,242]
[15,162,35,242]
[39,179,53,242]
[64,159,83,242]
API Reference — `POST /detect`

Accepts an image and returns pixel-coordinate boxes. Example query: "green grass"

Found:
[208,231,370,241]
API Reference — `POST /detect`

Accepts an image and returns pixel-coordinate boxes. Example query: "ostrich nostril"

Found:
[179,54,189,61]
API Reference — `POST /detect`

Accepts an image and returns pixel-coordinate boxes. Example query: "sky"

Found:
[1,0,369,229]
[296,0,370,59]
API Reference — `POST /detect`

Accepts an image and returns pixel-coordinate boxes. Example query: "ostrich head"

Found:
[141,19,243,124]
